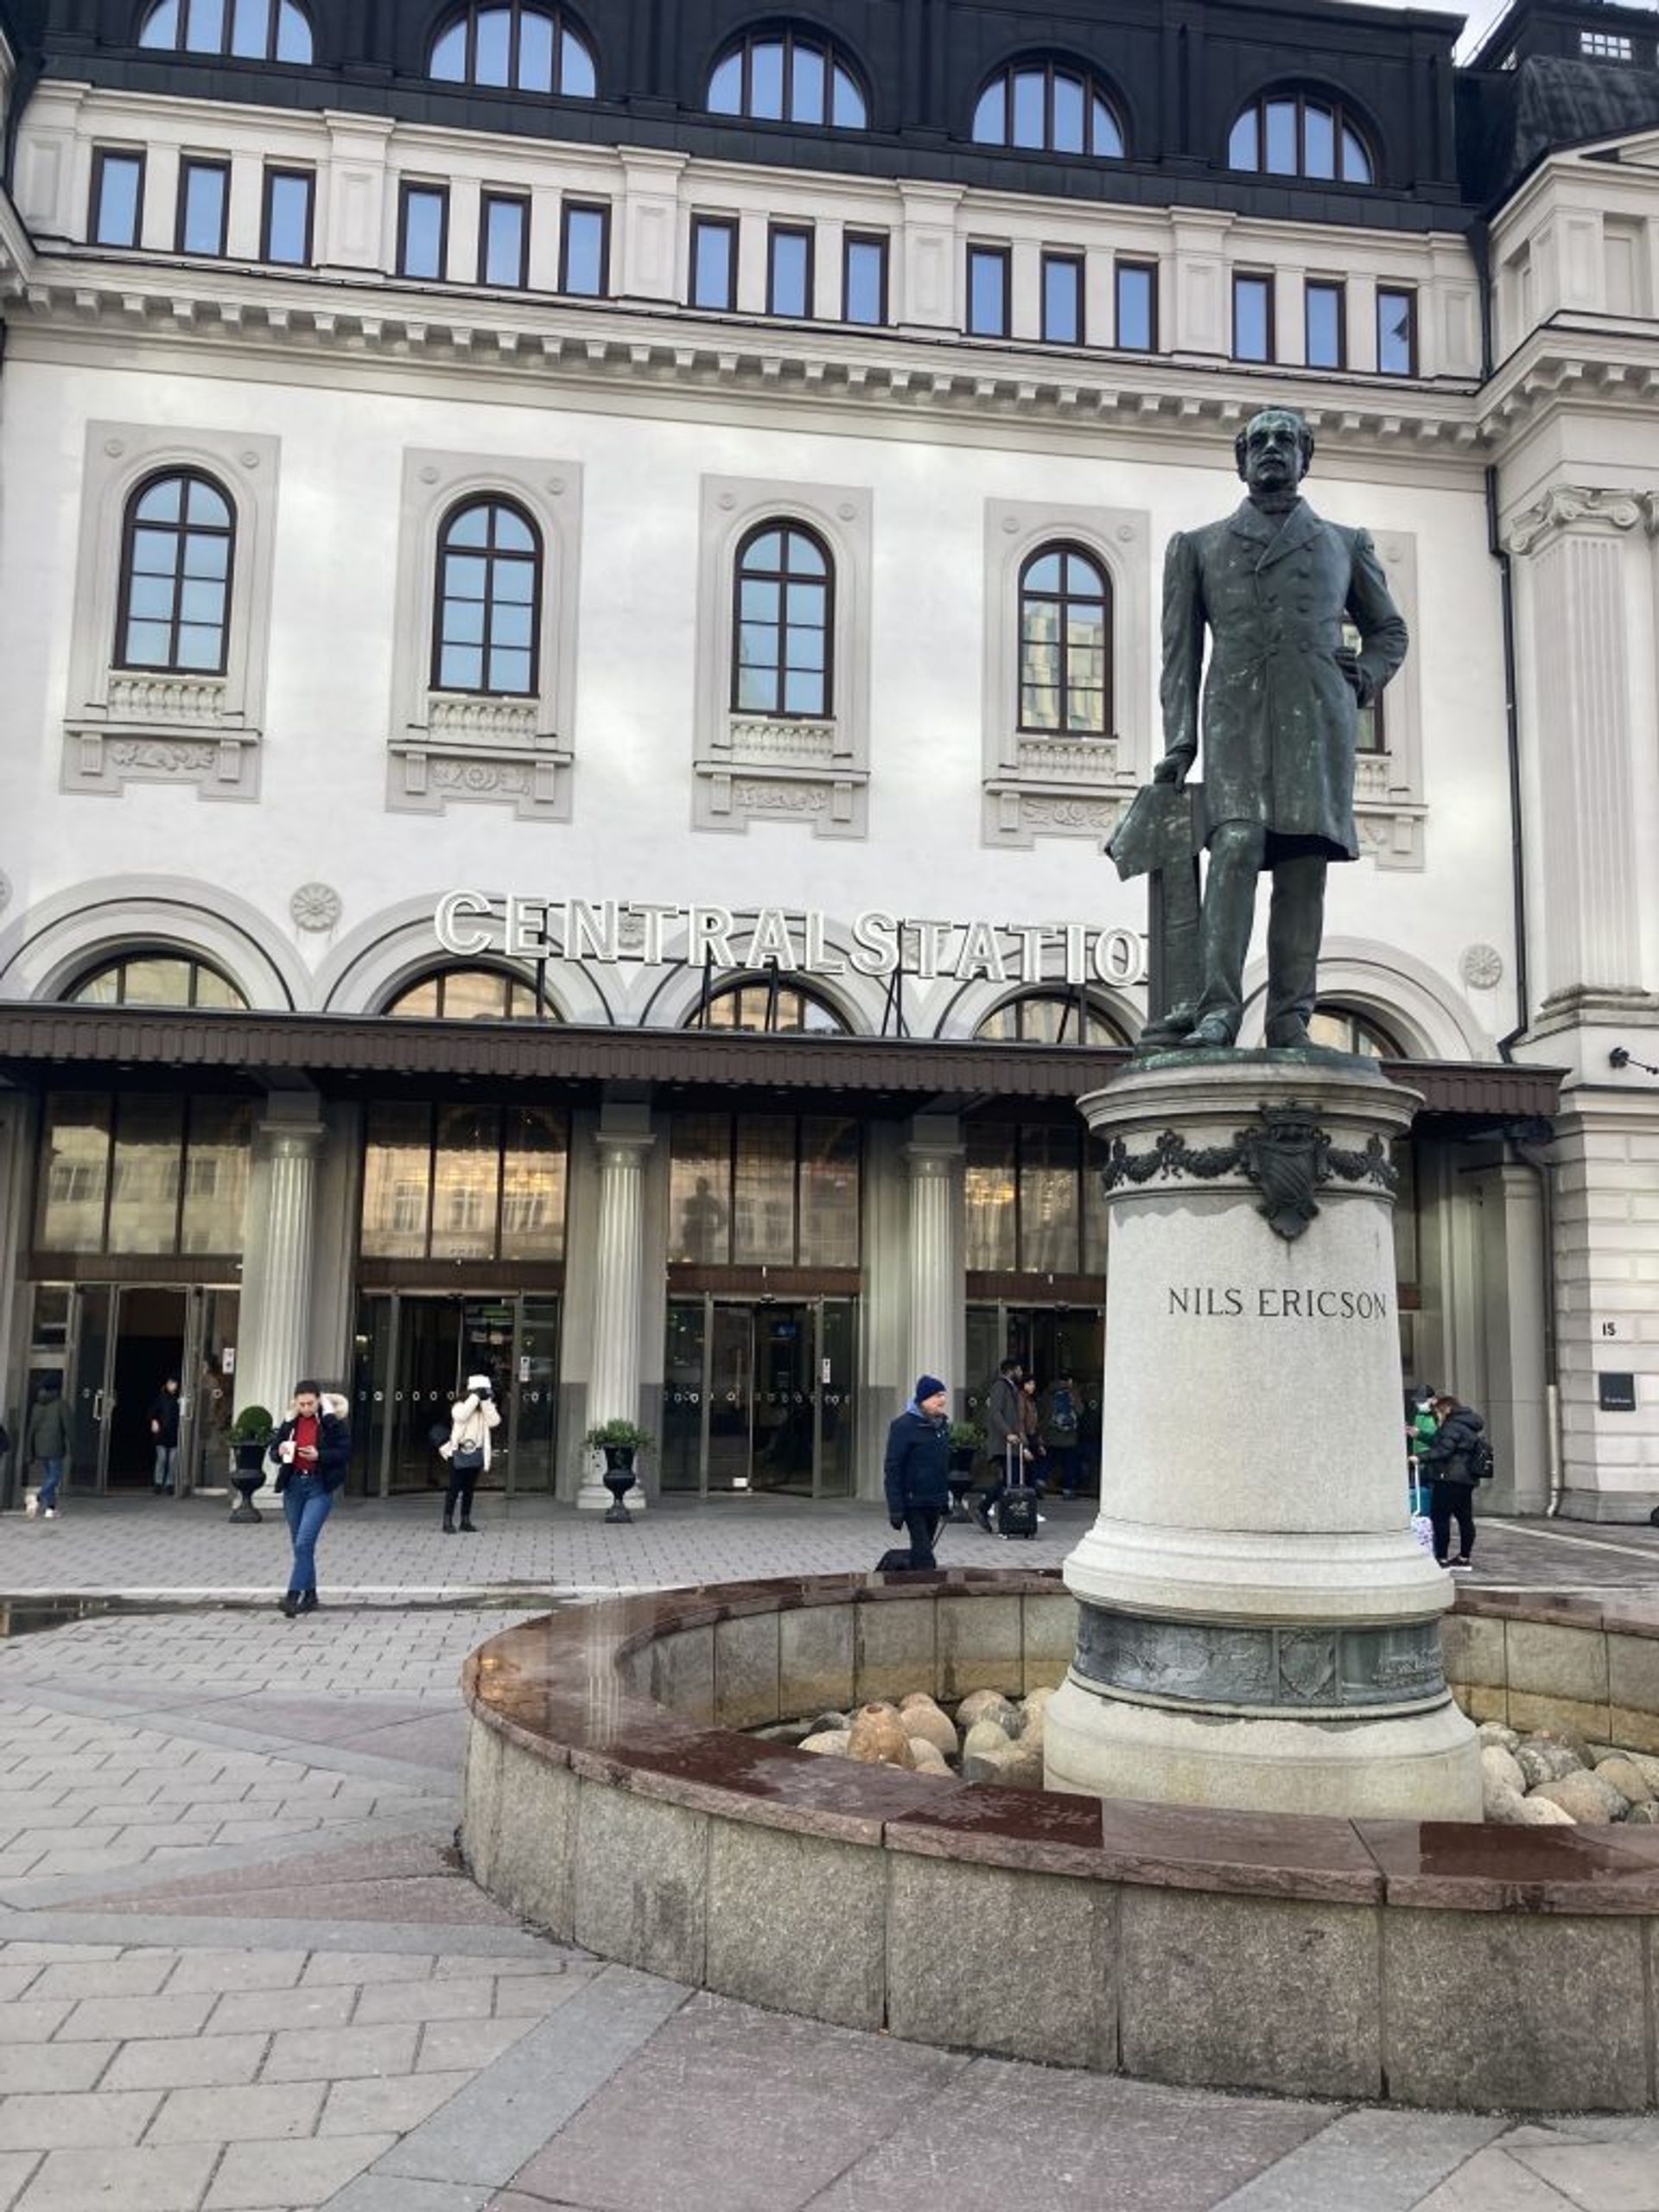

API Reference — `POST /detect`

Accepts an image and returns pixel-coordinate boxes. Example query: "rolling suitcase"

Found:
[995,1438,1040,1539]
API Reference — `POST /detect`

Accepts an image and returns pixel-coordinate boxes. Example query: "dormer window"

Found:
[429,2,596,98]
[138,0,313,62]
[1228,91,1374,184]
[707,29,868,128]
[972,61,1125,157]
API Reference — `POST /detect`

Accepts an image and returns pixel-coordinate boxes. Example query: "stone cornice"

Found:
[0,233,1493,465]
[1478,332,1659,447]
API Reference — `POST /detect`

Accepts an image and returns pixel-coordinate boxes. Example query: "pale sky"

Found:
[1339,0,1659,64]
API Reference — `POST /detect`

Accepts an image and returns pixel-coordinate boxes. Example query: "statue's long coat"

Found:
[1160,498,1408,859]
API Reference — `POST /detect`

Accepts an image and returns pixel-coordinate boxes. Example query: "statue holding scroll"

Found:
[1116,408,1408,1052]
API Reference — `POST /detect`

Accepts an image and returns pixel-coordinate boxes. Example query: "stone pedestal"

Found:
[1045,1053,1481,1821]
[578,1125,653,1513]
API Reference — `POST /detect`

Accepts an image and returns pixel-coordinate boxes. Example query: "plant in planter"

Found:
[227,1406,274,1524]
[946,1421,984,1519]
[581,1419,655,1523]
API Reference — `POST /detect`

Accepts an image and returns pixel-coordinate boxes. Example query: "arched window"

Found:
[1020,545,1110,735]
[429,3,595,96]
[67,953,247,1009]
[976,993,1128,1047]
[1308,1004,1403,1058]
[385,968,555,1020]
[733,524,831,719]
[972,61,1124,156]
[707,29,867,127]
[696,978,848,1034]
[138,0,313,61]
[432,499,541,696]
[116,471,234,675]
[1228,91,1373,183]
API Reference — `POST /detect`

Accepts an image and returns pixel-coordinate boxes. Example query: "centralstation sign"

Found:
[435,893,1149,988]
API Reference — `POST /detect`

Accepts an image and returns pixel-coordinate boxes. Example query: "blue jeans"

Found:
[37,1457,64,1510]
[282,1475,334,1595]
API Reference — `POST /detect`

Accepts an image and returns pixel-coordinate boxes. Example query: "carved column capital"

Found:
[1505,485,1654,556]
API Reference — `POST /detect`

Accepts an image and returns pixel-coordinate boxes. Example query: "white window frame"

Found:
[386,448,582,822]
[62,422,280,803]
[693,474,872,839]
[982,498,1149,848]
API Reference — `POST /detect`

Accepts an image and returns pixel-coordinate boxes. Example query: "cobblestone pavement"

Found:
[0,1505,1653,2209]
[5,1488,1659,1603]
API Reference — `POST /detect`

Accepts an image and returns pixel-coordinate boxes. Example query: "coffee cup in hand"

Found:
[278,1441,296,1465]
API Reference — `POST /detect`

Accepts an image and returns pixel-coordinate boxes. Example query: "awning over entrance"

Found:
[0,1004,1565,1122]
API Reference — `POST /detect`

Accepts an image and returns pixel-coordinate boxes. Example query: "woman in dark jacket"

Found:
[269,1382,351,1618]
[882,1376,952,1570]
[1421,1394,1484,1572]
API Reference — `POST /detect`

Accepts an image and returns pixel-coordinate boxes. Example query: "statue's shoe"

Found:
[1186,1015,1236,1048]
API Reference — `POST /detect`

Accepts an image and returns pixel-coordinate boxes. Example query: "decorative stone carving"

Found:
[428,695,540,743]
[105,673,228,725]
[1014,735,1122,785]
[1099,1105,1399,1240]
[1460,943,1504,990]
[1072,1603,1446,1713]
[725,715,836,764]
[1506,485,1655,556]
[289,883,342,933]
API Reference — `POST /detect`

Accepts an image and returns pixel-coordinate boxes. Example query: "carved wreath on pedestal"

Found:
[1098,1103,1397,1241]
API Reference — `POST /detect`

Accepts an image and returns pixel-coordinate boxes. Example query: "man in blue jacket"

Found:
[883,1376,952,1570]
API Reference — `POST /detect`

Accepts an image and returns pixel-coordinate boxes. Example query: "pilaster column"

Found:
[578,1125,656,1511]
[237,1113,325,1439]
[904,1117,963,1408]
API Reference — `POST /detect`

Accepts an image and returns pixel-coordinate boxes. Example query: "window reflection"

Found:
[964,1117,1109,1275]
[385,967,550,1020]
[360,1102,568,1261]
[669,1113,859,1268]
[35,1092,250,1255]
[976,993,1127,1046]
[700,979,846,1033]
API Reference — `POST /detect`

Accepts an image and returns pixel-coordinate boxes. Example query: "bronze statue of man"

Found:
[1153,408,1408,1049]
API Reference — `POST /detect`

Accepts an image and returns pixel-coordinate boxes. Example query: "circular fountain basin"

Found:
[462,1571,1659,2112]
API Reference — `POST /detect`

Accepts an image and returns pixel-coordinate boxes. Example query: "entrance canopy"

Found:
[0,1004,1564,1124]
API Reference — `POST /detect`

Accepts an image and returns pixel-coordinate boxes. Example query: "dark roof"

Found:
[0,1002,1565,1124]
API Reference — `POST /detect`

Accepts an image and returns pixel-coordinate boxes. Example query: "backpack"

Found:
[1466,1434,1494,1483]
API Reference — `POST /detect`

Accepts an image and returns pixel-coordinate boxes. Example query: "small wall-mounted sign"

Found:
[1598,1319,1631,1343]
[1599,1372,1638,1413]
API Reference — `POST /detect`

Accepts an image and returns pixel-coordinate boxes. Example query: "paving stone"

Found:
[0,2003,73,2046]
[149,2079,327,2144]
[324,2180,493,2212]
[28,1955,177,2003]
[13,2142,219,2212]
[0,2088,162,2151]
[207,1983,356,2035]
[353,1976,499,2025]
[57,1993,215,2042]
[1513,2145,1659,2211]
[0,2042,116,2094]
[299,1951,435,1988]
[416,2016,540,2074]
[0,2156,40,2209]
[488,1972,592,2016]
[203,2131,397,2208]
[102,2032,270,2092]
[1213,2110,1511,2209]
[319,2069,474,2137]
[263,2022,420,2082]
[164,1949,307,1994]
[1411,2147,1582,2210]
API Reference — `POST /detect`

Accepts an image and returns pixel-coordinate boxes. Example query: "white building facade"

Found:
[0,0,1649,1516]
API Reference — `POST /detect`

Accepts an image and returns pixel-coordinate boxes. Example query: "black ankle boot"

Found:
[280,1592,300,1618]
[442,1515,455,1533]
[299,1590,318,1614]
[460,1516,476,1533]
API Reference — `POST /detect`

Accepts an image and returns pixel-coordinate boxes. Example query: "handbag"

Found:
[450,1442,486,1475]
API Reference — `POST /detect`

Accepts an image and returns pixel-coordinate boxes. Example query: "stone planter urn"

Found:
[601,1446,638,1524]
[230,1440,268,1522]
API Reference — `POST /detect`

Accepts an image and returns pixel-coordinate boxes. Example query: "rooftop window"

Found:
[1228,90,1374,184]
[972,61,1124,158]
[707,29,867,128]
[138,0,313,62]
[429,2,596,97]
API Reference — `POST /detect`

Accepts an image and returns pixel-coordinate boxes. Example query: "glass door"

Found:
[389,1297,462,1493]
[181,1287,238,1497]
[706,1304,753,1492]
[67,1286,112,1493]
[661,1298,707,1493]
[817,1298,856,1498]
[511,1296,561,1494]
[752,1304,811,1495]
